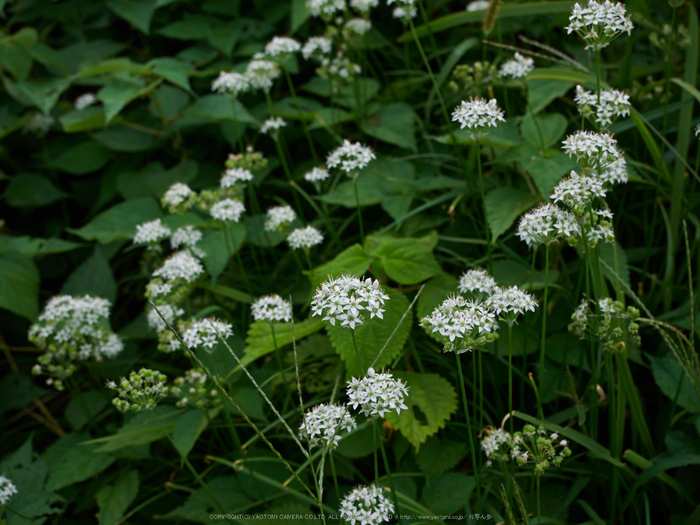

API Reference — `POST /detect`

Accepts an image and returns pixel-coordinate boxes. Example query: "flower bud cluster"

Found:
[339,485,395,525]
[449,62,498,98]
[311,274,390,330]
[298,403,357,449]
[108,368,168,412]
[251,294,293,323]
[346,367,409,418]
[29,295,123,390]
[568,297,640,351]
[225,148,268,172]
[171,368,221,409]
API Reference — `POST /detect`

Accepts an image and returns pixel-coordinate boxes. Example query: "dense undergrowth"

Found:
[1,0,699,524]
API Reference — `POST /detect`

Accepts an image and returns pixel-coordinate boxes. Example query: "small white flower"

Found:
[306,0,346,18]
[696,123,700,138]
[265,205,297,232]
[133,218,171,245]
[574,85,630,127]
[516,203,580,247]
[162,183,195,212]
[183,318,233,349]
[75,93,98,110]
[346,367,409,418]
[299,403,356,449]
[326,140,376,176]
[592,156,628,186]
[302,36,333,61]
[451,98,505,139]
[486,286,538,325]
[324,53,362,81]
[304,166,330,182]
[391,4,417,20]
[498,52,534,79]
[221,167,254,188]
[211,71,250,97]
[311,274,390,329]
[262,36,301,58]
[458,268,497,296]
[245,60,281,92]
[552,170,607,213]
[210,198,245,222]
[170,225,203,251]
[260,117,287,134]
[350,0,379,14]
[23,113,54,134]
[345,18,372,36]
[0,476,17,506]
[340,485,394,525]
[566,0,634,50]
[466,0,490,11]
[562,131,621,171]
[147,304,185,333]
[287,225,324,250]
[251,294,293,323]
[153,251,204,283]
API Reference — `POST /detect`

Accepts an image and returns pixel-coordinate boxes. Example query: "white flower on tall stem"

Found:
[302,36,333,62]
[574,85,630,127]
[552,170,607,214]
[251,294,293,323]
[306,0,346,19]
[287,225,324,250]
[221,167,254,188]
[261,36,301,59]
[170,225,203,253]
[211,71,250,97]
[75,93,98,110]
[147,304,185,333]
[346,367,409,417]
[153,251,204,283]
[326,140,376,178]
[562,130,621,172]
[210,198,245,222]
[498,52,534,80]
[171,368,220,409]
[311,274,390,329]
[516,204,580,247]
[592,156,628,186]
[458,268,497,296]
[264,205,297,232]
[304,166,330,182]
[566,0,634,50]
[486,286,538,326]
[245,59,281,92]
[339,485,395,525]
[162,182,196,213]
[451,97,505,139]
[182,318,233,349]
[350,0,379,15]
[345,18,372,37]
[466,0,490,11]
[133,218,171,245]
[392,4,417,20]
[260,117,287,135]
[298,403,357,450]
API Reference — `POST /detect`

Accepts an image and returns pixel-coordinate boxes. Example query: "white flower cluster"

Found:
[552,170,607,213]
[302,36,333,62]
[251,294,293,323]
[350,0,379,15]
[262,36,301,58]
[306,0,345,19]
[171,368,220,409]
[133,218,171,245]
[339,485,395,525]
[324,54,362,82]
[451,98,505,139]
[211,71,250,97]
[29,295,123,389]
[245,59,281,92]
[153,251,204,283]
[420,294,498,354]
[466,0,490,11]
[304,166,330,182]
[311,274,390,329]
[221,167,254,188]
[458,268,497,296]
[260,117,287,134]
[392,4,417,20]
[326,140,376,176]
[574,85,631,127]
[0,475,18,506]
[287,225,324,250]
[566,0,633,50]
[170,225,203,253]
[108,368,168,413]
[345,18,372,36]
[183,318,233,349]
[162,182,196,213]
[481,425,572,473]
[347,367,409,417]
[481,427,512,460]
[591,156,628,186]
[23,113,54,135]
[147,304,185,333]
[75,92,98,110]
[298,403,357,449]
[568,296,640,351]
[486,287,538,325]
[516,204,580,247]
[265,205,297,232]
[210,198,246,222]
[498,52,534,80]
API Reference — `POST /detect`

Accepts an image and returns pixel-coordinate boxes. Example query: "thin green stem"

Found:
[270,323,292,412]
[283,67,319,164]
[508,323,514,435]
[537,475,541,525]
[455,353,481,511]
[353,177,365,246]
[476,139,491,272]
[538,246,550,420]
[374,418,400,514]
[351,329,365,376]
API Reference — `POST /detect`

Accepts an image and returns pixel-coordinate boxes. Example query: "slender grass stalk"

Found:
[536,475,541,525]
[226,222,253,296]
[352,330,365,376]
[283,67,319,164]
[538,246,550,420]
[353,177,365,246]
[475,139,492,272]
[508,323,514,434]
[270,323,292,411]
[455,353,481,510]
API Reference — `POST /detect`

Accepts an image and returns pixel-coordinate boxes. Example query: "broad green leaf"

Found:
[49,141,111,175]
[326,288,412,377]
[69,197,163,244]
[0,374,47,413]
[199,223,247,280]
[0,251,39,320]
[78,57,143,77]
[362,102,416,151]
[116,160,198,199]
[5,173,67,207]
[65,391,110,431]
[308,243,372,289]
[186,94,256,123]
[521,112,568,150]
[98,78,163,124]
[335,423,376,459]
[649,355,700,413]
[370,237,441,285]
[59,107,109,133]
[527,78,574,114]
[244,213,295,248]
[0,236,81,256]
[492,258,558,291]
[149,57,194,91]
[172,408,212,458]
[106,0,160,34]
[163,476,251,523]
[520,146,578,196]
[291,0,310,32]
[422,473,475,514]
[93,125,164,152]
[88,405,181,453]
[434,120,521,147]
[46,437,115,491]
[158,14,214,40]
[416,273,459,319]
[416,436,467,477]
[15,77,70,114]
[96,470,139,525]
[243,318,324,363]
[384,371,458,450]
[0,40,33,81]
[485,187,538,241]
[61,245,117,303]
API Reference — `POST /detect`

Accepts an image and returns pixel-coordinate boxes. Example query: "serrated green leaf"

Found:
[371,238,441,285]
[520,146,578,195]
[69,197,163,244]
[384,371,458,450]
[416,436,467,477]
[46,438,115,491]
[0,251,39,320]
[326,288,412,377]
[49,141,111,175]
[649,355,700,413]
[362,102,416,151]
[96,470,139,525]
[61,245,117,302]
[186,94,256,123]
[527,78,574,114]
[98,78,163,124]
[308,243,372,288]
[65,391,110,431]
[149,57,193,91]
[199,224,247,280]
[422,473,475,514]
[243,318,324,363]
[5,173,67,207]
[87,406,181,453]
[485,187,538,241]
[521,112,568,149]
[106,0,159,34]
[15,77,70,114]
